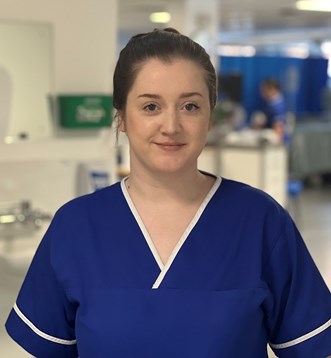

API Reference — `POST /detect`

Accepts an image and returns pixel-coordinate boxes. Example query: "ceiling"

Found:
[118,0,331,45]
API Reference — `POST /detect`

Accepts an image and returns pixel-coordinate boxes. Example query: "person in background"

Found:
[5,28,331,357]
[258,77,289,143]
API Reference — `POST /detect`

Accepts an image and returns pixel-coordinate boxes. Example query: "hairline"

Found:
[129,55,214,108]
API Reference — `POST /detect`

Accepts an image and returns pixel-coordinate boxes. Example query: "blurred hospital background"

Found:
[1,1,331,356]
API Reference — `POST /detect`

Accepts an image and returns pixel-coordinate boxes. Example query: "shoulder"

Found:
[47,181,123,237]
[216,177,289,240]
[56,181,122,217]
[43,181,124,261]
[218,177,284,212]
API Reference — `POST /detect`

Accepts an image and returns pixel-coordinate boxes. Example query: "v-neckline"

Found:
[121,176,222,288]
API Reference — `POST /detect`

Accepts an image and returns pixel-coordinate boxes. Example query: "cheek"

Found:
[199,117,212,133]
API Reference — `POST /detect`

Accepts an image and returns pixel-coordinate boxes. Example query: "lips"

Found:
[154,142,185,151]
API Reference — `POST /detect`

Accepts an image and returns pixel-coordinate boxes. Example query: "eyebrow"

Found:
[137,92,204,100]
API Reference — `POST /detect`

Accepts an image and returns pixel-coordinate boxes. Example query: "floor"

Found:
[0,183,330,357]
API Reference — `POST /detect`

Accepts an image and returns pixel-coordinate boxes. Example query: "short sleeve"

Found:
[263,213,331,357]
[5,214,78,358]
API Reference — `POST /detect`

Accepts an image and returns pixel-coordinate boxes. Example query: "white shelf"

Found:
[0,131,117,162]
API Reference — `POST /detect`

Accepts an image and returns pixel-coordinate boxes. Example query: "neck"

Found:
[125,170,214,203]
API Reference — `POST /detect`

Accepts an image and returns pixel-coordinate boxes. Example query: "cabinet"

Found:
[199,144,288,207]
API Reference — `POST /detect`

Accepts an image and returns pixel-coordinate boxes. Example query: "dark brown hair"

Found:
[261,77,282,92]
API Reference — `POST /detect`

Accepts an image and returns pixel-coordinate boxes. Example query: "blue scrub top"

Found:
[263,94,287,129]
[5,177,331,357]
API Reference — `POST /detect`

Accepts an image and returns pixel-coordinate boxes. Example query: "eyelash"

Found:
[184,103,199,111]
[143,102,200,113]
[143,103,159,112]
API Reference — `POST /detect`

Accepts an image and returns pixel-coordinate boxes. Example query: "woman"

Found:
[6,28,331,357]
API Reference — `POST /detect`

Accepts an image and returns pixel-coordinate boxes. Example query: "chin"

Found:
[153,162,194,175]
[154,167,183,174]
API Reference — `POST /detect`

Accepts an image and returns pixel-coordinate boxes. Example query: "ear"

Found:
[208,115,213,131]
[117,111,126,132]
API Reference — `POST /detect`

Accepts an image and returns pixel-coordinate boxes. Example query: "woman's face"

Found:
[119,57,211,176]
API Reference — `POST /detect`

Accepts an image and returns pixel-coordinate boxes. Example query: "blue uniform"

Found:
[263,94,287,130]
[262,94,291,144]
[6,177,331,357]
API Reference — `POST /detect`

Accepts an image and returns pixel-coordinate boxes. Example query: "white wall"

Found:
[0,22,53,140]
[0,0,118,93]
[0,0,119,217]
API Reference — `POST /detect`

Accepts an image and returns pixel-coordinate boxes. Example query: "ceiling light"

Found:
[149,12,171,24]
[4,136,14,144]
[296,0,331,12]
[217,45,256,57]
[284,45,309,59]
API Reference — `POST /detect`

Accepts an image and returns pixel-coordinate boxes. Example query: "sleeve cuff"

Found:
[270,318,331,358]
[5,306,78,358]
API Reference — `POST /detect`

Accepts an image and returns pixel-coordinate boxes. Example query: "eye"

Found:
[143,103,158,112]
[184,103,199,111]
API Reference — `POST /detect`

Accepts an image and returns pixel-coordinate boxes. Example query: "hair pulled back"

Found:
[113,28,217,112]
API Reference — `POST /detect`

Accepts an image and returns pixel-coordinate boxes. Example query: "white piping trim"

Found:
[152,176,222,289]
[270,318,331,349]
[121,178,164,270]
[13,303,77,345]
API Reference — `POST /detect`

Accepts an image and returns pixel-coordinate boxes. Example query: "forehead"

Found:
[130,57,208,93]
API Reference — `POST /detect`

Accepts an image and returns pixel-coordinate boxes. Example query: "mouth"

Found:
[154,142,185,151]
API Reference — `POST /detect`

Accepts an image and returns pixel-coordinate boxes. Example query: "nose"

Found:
[160,108,181,135]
